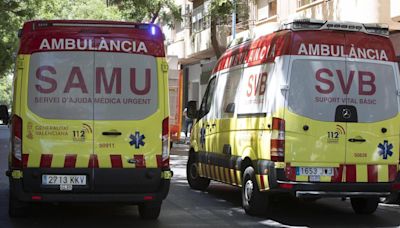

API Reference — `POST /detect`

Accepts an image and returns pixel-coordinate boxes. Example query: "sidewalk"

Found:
[170,142,189,156]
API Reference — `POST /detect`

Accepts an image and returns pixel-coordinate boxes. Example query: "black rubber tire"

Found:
[9,190,28,218]
[186,153,210,191]
[138,202,162,220]
[350,197,379,214]
[242,166,268,216]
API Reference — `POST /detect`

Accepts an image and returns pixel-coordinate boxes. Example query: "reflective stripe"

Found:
[389,165,397,181]
[230,169,237,185]
[236,170,242,186]
[134,155,146,168]
[377,165,388,182]
[224,168,231,184]
[110,155,122,168]
[356,164,368,182]
[88,154,99,168]
[22,154,29,168]
[345,165,356,182]
[40,154,53,168]
[64,154,77,168]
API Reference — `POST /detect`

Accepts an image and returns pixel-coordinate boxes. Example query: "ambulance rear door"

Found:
[25,49,95,192]
[343,32,399,183]
[286,31,348,182]
[92,39,163,193]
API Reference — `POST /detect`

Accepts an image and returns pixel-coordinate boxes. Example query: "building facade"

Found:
[163,0,400,108]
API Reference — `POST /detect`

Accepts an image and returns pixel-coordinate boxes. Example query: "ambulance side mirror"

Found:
[0,105,9,125]
[187,101,198,119]
[225,103,235,113]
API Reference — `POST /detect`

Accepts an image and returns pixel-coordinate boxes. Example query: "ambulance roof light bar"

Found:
[32,21,161,36]
[279,18,389,37]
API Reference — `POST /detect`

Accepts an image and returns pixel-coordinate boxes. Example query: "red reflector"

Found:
[279,183,293,189]
[162,117,169,136]
[272,117,285,131]
[144,196,153,201]
[392,183,400,190]
[271,155,284,162]
[32,196,42,200]
[12,115,22,139]
[271,139,285,149]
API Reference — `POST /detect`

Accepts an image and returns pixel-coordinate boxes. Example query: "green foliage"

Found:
[0,0,40,78]
[110,0,181,28]
[0,75,12,107]
[209,0,233,22]
[36,0,122,20]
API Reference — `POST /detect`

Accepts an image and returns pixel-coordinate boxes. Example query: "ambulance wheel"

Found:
[138,201,161,220]
[187,154,210,191]
[9,190,28,217]
[350,197,379,214]
[242,166,268,216]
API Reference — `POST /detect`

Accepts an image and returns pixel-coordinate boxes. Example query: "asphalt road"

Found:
[0,125,399,228]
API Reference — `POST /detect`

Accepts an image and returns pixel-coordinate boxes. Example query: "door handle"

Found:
[348,138,366,143]
[102,131,122,136]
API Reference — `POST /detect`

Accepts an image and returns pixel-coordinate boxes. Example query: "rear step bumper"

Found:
[275,180,397,198]
[9,178,170,203]
[8,168,172,203]
[295,191,390,198]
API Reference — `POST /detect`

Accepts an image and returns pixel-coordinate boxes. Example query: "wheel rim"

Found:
[190,163,199,179]
[244,179,253,201]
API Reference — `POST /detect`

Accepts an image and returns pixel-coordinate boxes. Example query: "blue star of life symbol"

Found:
[378,140,393,160]
[129,131,145,149]
[200,127,206,148]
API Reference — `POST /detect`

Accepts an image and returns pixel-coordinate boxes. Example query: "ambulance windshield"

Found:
[288,58,398,122]
[28,51,158,120]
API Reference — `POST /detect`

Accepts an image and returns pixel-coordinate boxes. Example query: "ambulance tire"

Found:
[9,190,28,217]
[242,166,268,216]
[350,197,379,214]
[138,201,161,220]
[187,154,210,191]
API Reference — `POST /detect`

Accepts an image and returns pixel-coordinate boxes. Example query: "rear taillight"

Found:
[11,115,22,169]
[270,117,285,162]
[161,117,169,168]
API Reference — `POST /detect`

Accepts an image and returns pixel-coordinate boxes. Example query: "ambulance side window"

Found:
[199,77,217,119]
[214,69,241,119]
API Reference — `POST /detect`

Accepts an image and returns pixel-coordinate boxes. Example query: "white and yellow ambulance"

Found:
[3,20,172,219]
[187,19,400,215]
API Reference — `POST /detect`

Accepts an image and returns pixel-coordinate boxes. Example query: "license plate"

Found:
[42,175,86,185]
[296,167,334,176]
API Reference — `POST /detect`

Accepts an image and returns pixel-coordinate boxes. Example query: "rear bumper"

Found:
[275,181,395,198]
[7,168,171,203]
[255,160,400,198]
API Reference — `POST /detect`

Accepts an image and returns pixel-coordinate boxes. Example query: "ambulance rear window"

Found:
[288,58,398,122]
[28,51,158,120]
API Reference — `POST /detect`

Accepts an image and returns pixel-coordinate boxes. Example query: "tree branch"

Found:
[150,2,162,23]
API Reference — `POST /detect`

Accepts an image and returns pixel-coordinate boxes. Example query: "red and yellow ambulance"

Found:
[187,19,400,215]
[5,20,172,219]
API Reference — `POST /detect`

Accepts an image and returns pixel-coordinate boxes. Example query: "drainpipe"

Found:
[232,0,236,40]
